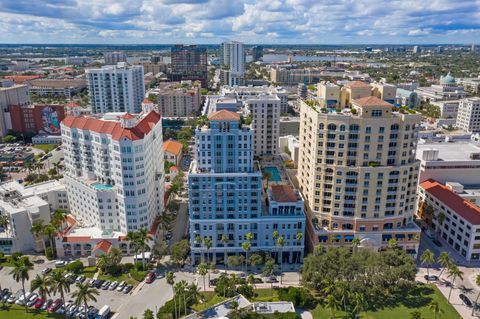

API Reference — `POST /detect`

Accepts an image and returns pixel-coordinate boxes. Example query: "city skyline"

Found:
[0,0,479,44]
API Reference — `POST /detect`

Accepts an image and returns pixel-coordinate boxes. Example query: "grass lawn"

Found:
[191,291,228,312]
[0,304,62,319]
[33,144,58,153]
[310,284,462,319]
[82,266,97,278]
[251,288,280,302]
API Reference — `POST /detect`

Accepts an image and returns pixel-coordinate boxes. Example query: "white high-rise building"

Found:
[60,105,164,235]
[87,63,145,114]
[221,41,245,86]
[104,51,127,65]
[246,95,281,156]
[456,97,480,133]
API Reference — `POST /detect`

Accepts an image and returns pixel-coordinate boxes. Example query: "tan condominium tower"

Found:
[297,96,421,255]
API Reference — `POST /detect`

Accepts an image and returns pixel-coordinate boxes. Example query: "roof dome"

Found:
[440,72,456,85]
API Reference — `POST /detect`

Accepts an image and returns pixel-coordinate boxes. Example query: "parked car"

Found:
[424,275,439,281]
[67,305,78,317]
[41,299,53,311]
[1,291,11,303]
[460,294,473,307]
[108,281,118,290]
[76,275,86,283]
[7,293,16,304]
[123,285,133,294]
[87,279,96,287]
[34,297,45,309]
[101,281,111,290]
[432,239,442,247]
[145,272,156,284]
[94,279,105,289]
[265,276,278,283]
[26,293,39,307]
[15,292,31,305]
[48,298,63,313]
[209,279,218,286]
[55,260,67,268]
[41,267,52,276]
[116,281,126,292]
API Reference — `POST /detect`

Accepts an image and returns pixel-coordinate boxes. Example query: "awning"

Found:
[382,234,392,240]
[395,234,405,239]
[335,235,342,240]
[344,235,354,240]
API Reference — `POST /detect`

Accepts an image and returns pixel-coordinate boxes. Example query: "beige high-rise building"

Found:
[340,81,372,107]
[297,96,421,254]
[247,95,280,156]
[317,82,340,107]
[371,82,397,104]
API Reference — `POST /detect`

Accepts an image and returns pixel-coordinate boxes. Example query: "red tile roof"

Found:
[63,236,91,243]
[163,139,183,156]
[65,102,80,108]
[270,184,298,202]
[208,109,240,121]
[61,111,161,141]
[93,239,112,253]
[120,113,135,120]
[420,179,480,225]
[345,81,371,88]
[3,75,42,83]
[353,96,393,107]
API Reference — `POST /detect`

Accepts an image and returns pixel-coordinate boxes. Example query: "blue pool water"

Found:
[93,183,113,190]
[264,167,282,182]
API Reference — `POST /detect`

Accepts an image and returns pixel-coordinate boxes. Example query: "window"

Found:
[372,110,383,117]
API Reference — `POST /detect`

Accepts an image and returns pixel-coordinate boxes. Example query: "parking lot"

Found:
[0,257,196,319]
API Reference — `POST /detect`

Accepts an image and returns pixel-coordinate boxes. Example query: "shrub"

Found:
[122,263,134,272]
[45,247,54,260]
[130,269,147,282]
[66,260,84,274]
[277,287,314,308]
[11,252,23,261]
[237,283,255,299]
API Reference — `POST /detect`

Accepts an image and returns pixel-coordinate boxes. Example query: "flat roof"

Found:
[417,141,480,162]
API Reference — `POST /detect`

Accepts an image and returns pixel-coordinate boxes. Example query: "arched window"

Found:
[327,123,337,131]
[339,125,346,132]
[319,123,324,130]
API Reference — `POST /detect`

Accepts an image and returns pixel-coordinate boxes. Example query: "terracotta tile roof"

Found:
[353,96,393,107]
[270,184,298,202]
[93,239,112,253]
[345,81,371,89]
[63,236,91,243]
[169,166,178,172]
[3,75,42,83]
[61,111,161,141]
[163,139,183,156]
[65,102,80,108]
[208,109,240,121]
[420,179,480,225]
[120,113,135,120]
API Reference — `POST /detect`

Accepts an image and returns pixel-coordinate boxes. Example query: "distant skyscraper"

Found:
[170,45,208,87]
[220,41,245,86]
[104,51,127,65]
[86,63,145,114]
[412,46,421,54]
[472,44,476,52]
[252,45,263,62]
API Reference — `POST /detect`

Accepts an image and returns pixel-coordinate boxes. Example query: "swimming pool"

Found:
[263,166,282,182]
[92,183,113,190]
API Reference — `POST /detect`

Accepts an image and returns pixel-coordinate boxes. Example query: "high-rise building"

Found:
[252,46,263,62]
[60,104,164,236]
[246,95,281,156]
[188,110,305,264]
[104,51,127,65]
[456,97,480,133]
[297,96,421,254]
[86,63,145,114]
[170,45,208,87]
[0,82,30,137]
[220,41,245,86]
[152,81,201,117]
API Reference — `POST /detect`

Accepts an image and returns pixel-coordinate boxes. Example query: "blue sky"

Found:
[0,0,479,44]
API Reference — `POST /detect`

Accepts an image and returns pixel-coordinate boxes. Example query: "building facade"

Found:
[171,45,207,87]
[246,95,280,157]
[154,82,201,117]
[221,85,288,114]
[86,63,145,114]
[104,51,127,65]
[297,96,421,254]
[60,106,164,235]
[188,110,305,264]
[220,41,245,86]
[0,83,30,136]
[456,97,480,133]
[8,104,66,135]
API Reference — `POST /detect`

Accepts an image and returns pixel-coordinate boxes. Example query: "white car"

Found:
[116,281,126,292]
[15,292,31,305]
[55,260,67,268]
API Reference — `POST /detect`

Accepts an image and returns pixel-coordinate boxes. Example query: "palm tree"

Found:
[242,241,251,273]
[325,294,339,319]
[135,229,152,271]
[203,237,212,284]
[350,292,367,319]
[198,263,208,295]
[96,254,110,274]
[221,234,228,273]
[10,260,32,312]
[428,300,444,319]
[272,230,279,261]
[126,231,139,264]
[438,252,452,279]
[421,249,435,279]
[71,283,99,319]
[387,238,398,249]
[277,236,285,285]
[49,270,71,318]
[351,237,361,254]
[447,264,464,302]
[51,209,68,231]
[166,271,177,319]
[295,232,303,263]
[174,281,187,317]
[473,273,480,316]
[43,223,57,258]
[31,220,46,252]
[0,214,9,234]
[31,274,52,301]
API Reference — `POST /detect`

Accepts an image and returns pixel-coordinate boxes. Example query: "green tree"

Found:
[242,241,251,273]
[143,309,155,319]
[166,271,177,319]
[221,234,229,273]
[171,239,190,266]
[325,294,339,319]
[31,220,47,253]
[421,249,435,278]
[446,264,464,302]
[351,237,361,254]
[49,270,71,319]
[31,274,52,301]
[2,135,17,143]
[410,310,422,319]
[10,260,32,312]
[473,273,480,316]
[96,254,110,274]
[198,263,208,295]
[428,300,444,319]
[203,237,212,283]
[277,236,285,284]
[438,252,452,279]
[71,283,99,319]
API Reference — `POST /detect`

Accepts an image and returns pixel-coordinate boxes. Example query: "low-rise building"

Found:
[0,83,30,137]
[415,73,467,102]
[27,79,87,98]
[163,139,183,166]
[279,135,299,165]
[457,77,480,94]
[431,100,460,119]
[456,97,480,133]
[7,104,66,135]
[418,179,480,261]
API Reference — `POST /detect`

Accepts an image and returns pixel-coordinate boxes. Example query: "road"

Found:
[172,200,188,243]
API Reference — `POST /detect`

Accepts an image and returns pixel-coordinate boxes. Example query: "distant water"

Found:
[246,54,360,63]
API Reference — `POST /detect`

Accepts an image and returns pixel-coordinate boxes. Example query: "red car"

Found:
[48,298,62,313]
[34,298,44,309]
[145,272,156,284]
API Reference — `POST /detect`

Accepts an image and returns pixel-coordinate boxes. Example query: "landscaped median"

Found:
[0,304,62,319]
